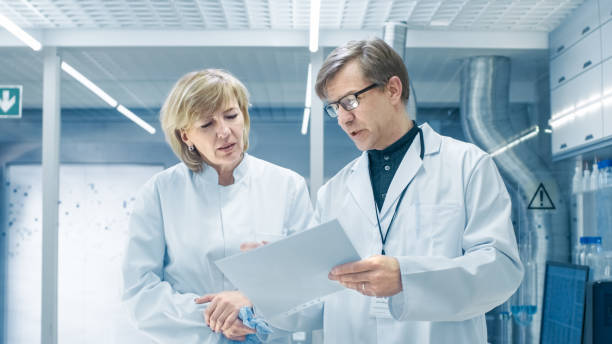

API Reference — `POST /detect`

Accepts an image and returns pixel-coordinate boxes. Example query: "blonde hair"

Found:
[160,69,251,172]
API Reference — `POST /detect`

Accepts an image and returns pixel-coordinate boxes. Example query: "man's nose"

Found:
[337,106,354,125]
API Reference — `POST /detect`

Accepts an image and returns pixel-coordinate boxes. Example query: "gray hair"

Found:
[315,38,410,103]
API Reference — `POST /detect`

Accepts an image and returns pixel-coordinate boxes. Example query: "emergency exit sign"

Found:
[0,85,22,119]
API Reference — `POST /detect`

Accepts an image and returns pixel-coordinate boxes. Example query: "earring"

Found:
[188,145,194,152]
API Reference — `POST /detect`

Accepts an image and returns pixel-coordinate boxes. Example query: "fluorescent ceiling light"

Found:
[0,13,42,51]
[302,64,313,135]
[301,108,311,135]
[117,105,156,135]
[62,61,155,135]
[61,61,118,107]
[490,126,539,157]
[309,0,321,52]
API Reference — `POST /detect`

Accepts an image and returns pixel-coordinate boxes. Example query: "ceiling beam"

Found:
[0,29,548,49]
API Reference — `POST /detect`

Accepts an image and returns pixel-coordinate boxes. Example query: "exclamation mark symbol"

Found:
[540,189,544,207]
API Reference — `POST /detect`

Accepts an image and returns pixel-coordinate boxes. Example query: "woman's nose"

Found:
[217,124,230,139]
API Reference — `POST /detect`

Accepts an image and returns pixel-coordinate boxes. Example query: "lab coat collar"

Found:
[199,152,251,186]
[346,123,442,224]
[380,123,440,217]
[347,151,377,226]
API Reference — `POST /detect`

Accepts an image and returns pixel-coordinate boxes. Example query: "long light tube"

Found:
[61,61,118,107]
[490,126,539,157]
[117,105,156,134]
[309,0,321,52]
[0,13,42,51]
[62,61,156,134]
[301,63,313,135]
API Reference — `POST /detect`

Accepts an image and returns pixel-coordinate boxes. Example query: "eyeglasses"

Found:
[324,83,379,118]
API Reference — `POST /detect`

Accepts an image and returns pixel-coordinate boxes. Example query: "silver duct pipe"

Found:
[382,21,418,121]
[460,56,569,344]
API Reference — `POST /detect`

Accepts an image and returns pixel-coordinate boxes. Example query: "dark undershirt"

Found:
[368,122,419,211]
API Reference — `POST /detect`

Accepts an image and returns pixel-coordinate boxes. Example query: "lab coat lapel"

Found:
[379,129,424,218]
[346,152,377,226]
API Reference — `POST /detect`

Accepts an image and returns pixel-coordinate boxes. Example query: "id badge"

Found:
[369,297,393,319]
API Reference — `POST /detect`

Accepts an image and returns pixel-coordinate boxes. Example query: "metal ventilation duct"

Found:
[460,56,568,344]
[382,21,418,121]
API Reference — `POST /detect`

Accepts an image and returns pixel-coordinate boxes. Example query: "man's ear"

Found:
[385,76,403,105]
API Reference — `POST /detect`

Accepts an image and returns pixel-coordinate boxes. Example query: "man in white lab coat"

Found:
[307,38,524,343]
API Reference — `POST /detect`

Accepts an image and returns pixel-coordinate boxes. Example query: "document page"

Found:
[216,220,361,318]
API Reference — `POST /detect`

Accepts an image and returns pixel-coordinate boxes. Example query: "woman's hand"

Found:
[239,241,269,251]
[195,291,253,333]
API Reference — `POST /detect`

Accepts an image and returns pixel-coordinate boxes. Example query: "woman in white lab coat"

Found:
[122,69,313,343]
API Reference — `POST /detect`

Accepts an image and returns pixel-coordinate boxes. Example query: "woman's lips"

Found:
[218,143,235,151]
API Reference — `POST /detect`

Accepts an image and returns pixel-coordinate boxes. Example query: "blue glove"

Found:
[229,306,273,344]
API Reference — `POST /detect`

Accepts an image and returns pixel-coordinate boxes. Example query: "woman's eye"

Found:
[226,114,238,120]
[201,122,212,128]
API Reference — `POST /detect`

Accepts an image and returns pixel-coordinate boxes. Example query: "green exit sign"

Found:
[0,85,22,119]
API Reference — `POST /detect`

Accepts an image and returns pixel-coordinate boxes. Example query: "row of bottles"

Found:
[574,236,612,282]
[572,159,612,194]
[571,158,612,253]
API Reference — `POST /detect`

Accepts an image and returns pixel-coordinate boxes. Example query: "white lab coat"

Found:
[122,153,313,344]
[301,123,523,343]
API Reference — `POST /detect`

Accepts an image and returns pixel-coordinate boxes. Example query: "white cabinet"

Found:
[550,30,602,89]
[603,59,612,138]
[551,65,603,154]
[603,20,612,60]
[600,0,612,25]
[550,0,600,59]
[574,65,604,147]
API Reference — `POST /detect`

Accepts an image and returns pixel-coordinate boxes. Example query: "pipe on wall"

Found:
[460,56,569,344]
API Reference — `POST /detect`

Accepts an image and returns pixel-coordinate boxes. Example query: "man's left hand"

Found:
[328,255,403,297]
[195,291,253,333]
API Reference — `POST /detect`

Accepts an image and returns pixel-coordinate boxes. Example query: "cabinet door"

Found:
[600,0,612,25]
[603,20,612,61]
[552,119,576,155]
[550,0,600,59]
[603,58,612,138]
[550,30,602,89]
[573,64,604,148]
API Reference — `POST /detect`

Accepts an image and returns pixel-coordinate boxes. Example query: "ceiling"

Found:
[1,0,583,31]
[0,0,582,116]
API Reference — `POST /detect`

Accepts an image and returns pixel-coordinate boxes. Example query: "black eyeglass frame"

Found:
[324,83,379,118]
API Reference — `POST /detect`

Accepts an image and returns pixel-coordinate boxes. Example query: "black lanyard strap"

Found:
[375,127,424,255]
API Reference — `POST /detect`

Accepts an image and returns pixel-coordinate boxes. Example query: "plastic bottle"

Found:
[579,236,602,281]
[590,160,599,191]
[598,160,612,188]
[572,161,582,194]
[583,167,591,192]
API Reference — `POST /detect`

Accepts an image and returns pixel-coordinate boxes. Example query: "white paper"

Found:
[215,220,361,318]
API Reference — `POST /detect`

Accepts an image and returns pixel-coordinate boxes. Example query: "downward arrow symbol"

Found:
[0,90,16,113]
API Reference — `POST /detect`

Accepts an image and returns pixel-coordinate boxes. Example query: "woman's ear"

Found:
[180,128,190,145]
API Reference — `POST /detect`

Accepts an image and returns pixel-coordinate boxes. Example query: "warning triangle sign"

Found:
[528,183,555,210]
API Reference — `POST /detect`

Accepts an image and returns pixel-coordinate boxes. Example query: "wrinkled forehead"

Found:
[324,60,369,102]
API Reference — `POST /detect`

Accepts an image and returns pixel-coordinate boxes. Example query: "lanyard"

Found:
[375,127,424,255]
